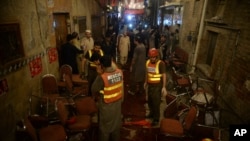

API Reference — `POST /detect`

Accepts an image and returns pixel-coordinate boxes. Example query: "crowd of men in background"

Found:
[60,21,180,74]
[59,21,180,141]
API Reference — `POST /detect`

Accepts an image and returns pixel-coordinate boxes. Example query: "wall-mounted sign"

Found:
[47,47,58,63]
[29,56,42,77]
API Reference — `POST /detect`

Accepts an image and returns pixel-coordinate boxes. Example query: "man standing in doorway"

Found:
[81,29,94,55]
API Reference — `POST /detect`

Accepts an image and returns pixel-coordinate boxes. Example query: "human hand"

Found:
[144,82,147,90]
[161,87,167,97]
[96,65,103,74]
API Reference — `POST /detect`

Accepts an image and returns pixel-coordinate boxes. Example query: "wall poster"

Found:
[29,56,42,77]
[47,47,58,63]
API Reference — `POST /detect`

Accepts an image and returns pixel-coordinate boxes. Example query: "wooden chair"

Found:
[74,96,98,140]
[60,65,88,95]
[64,74,88,97]
[42,74,61,100]
[55,99,92,140]
[60,64,88,86]
[74,96,98,116]
[170,47,189,73]
[171,67,193,98]
[164,94,178,118]
[159,106,198,139]
[23,117,67,141]
[41,74,62,116]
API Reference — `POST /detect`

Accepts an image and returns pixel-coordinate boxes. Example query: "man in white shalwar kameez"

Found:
[118,31,130,66]
[81,30,94,75]
[81,30,94,55]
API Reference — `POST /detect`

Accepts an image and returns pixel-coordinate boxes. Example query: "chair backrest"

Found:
[164,94,178,118]
[64,74,74,92]
[42,74,59,94]
[55,100,69,126]
[60,65,73,80]
[173,47,189,64]
[183,106,197,131]
[74,96,98,115]
[24,118,38,141]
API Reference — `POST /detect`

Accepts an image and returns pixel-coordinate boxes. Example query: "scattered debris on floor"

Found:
[122,127,137,140]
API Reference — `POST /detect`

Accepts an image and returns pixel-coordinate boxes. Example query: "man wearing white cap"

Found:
[81,29,94,75]
[81,29,94,55]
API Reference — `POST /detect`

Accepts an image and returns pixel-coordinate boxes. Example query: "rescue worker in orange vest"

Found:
[82,41,104,96]
[144,48,167,126]
[91,55,124,141]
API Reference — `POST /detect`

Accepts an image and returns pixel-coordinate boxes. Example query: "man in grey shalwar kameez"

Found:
[128,36,146,95]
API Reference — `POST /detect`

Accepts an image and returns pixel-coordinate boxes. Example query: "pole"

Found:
[190,0,208,73]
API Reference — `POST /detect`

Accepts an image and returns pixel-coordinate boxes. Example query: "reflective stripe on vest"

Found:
[88,50,104,67]
[100,69,123,103]
[146,60,162,83]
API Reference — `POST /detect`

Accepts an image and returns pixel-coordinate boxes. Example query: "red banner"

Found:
[48,47,58,63]
[29,57,42,77]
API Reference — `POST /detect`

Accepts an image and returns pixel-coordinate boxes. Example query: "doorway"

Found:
[206,31,218,65]
[91,15,102,40]
[53,13,70,67]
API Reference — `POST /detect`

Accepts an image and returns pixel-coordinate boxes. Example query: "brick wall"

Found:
[198,0,250,126]
[175,0,250,127]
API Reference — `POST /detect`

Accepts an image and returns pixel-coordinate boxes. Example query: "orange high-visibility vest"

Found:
[88,50,104,67]
[146,60,163,84]
[100,69,123,103]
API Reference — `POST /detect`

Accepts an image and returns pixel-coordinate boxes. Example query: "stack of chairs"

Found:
[26,64,96,141]
[171,67,194,102]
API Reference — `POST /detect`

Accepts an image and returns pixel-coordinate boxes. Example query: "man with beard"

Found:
[82,41,104,96]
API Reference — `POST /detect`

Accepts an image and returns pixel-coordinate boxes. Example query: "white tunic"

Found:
[81,37,94,54]
[118,35,130,57]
